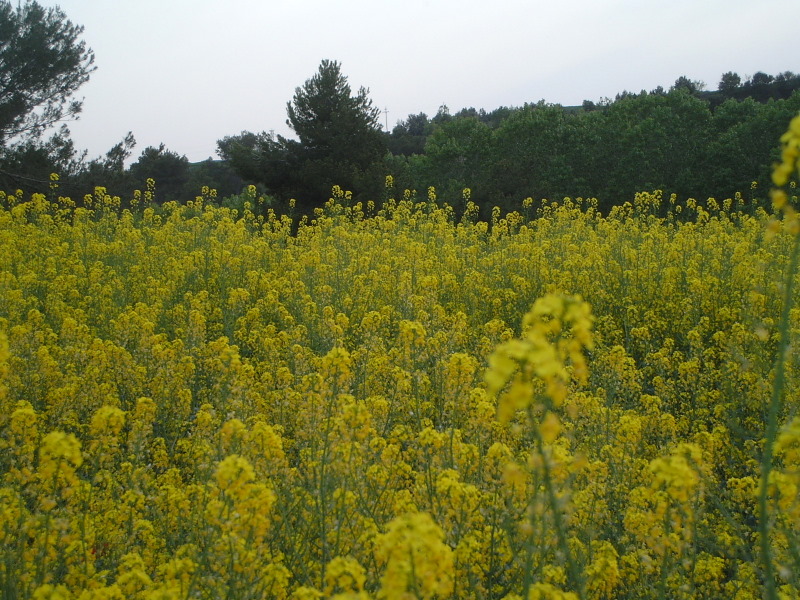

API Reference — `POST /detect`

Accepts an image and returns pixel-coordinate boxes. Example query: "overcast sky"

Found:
[37,0,799,163]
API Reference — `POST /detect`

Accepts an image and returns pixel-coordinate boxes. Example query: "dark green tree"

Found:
[401,112,430,137]
[0,125,83,192]
[73,132,135,195]
[671,76,704,95]
[0,0,95,146]
[183,158,245,200]
[127,144,190,202]
[483,106,514,128]
[707,93,800,197]
[418,116,493,204]
[746,72,778,102]
[216,130,276,185]
[388,112,431,156]
[218,130,265,164]
[774,71,799,96]
[750,72,774,86]
[220,60,386,208]
[0,127,137,198]
[489,102,581,206]
[430,104,453,126]
[282,59,386,205]
[589,90,712,206]
[718,71,742,93]
[287,59,383,167]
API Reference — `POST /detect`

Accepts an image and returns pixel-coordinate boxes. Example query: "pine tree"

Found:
[286,59,384,169]
[0,0,95,147]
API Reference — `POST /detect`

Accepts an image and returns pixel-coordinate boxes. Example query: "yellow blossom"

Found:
[375,511,454,599]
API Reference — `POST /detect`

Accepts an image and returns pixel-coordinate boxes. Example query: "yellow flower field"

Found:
[1,130,799,598]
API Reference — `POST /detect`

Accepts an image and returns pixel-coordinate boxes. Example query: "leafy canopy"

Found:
[0,0,95,147]
[286,58,383,166]
[218,60,386,206]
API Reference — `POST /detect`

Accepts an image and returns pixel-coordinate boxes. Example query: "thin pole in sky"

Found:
[383,107,389,132]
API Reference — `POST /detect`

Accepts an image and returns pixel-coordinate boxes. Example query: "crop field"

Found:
[0,163,799,597]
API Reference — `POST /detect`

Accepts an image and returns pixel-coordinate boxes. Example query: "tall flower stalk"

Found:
[760,112,800,600]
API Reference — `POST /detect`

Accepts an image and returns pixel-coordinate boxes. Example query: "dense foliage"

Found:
[215,69,800,213]
[217,60,387,210]
[0,0,95,146]
[0,151,799,597]
[387,86,800,214]
[2,19,798,217]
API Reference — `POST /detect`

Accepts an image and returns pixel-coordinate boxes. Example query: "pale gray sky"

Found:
[38,0,798,163]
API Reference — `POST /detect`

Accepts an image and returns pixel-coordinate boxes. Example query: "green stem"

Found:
[532,421,585,599]
[758,231,800,600]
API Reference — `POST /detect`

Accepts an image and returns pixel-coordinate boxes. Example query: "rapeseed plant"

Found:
[0,119,798,597]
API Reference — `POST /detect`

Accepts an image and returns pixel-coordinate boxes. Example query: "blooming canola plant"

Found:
[0,116,800,598]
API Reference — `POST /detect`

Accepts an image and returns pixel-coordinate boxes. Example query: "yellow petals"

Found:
[1,155,799,600]
[539,411,561,443]
[213,454,255,498]
[375,511,453,600]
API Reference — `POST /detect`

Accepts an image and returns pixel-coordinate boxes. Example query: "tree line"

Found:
[390,80,800,214]
[218,65,800,215]
[2,0,799,215]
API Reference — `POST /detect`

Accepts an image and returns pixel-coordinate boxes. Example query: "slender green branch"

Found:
[530,405,585,600]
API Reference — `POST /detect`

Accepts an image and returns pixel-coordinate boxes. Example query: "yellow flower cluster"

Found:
[771,112,800,235]
[772,113,800,187]
[0,176,797,598]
